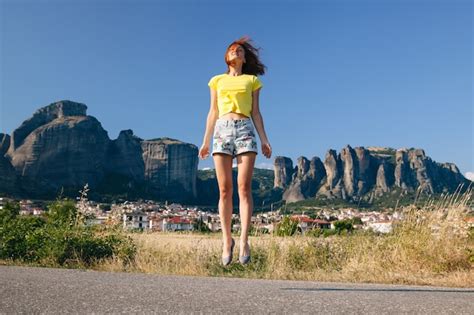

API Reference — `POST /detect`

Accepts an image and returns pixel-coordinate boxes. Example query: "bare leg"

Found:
[236,152,257,256]
[213,153,234,258]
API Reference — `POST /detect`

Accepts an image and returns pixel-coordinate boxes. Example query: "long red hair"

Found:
[224,35,266,76]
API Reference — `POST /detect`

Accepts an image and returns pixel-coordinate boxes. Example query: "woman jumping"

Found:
[198,36,272,266]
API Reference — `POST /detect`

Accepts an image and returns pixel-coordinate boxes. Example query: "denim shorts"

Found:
[212,118,258,158]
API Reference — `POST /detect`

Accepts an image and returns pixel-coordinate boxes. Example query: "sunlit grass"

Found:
[2,184,472,287]
[89,184,474,287]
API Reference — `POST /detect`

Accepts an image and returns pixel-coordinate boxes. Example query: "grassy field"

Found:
[89,188,474,288]
[2,187,472,288]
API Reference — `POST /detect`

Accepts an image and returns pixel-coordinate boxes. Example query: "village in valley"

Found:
[0,196,401,234]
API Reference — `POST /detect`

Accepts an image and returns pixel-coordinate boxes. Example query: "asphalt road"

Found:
[1,265,473,314]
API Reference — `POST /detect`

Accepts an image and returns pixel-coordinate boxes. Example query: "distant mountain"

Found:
[1,100,198,202]
[1,101,470,209]
[274,145,471,204]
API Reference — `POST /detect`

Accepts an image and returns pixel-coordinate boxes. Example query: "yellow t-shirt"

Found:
[208,73,263,118]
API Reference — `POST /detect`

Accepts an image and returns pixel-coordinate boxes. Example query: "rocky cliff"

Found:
[281,156,326,202]
[141,137,198,198]
[2,100,199,201]
[7,101,88,154]
[275,145,471,203]
[5,102,109,190]
[273,156,294,189]
[3,101,470,204]
[0,133,19,193]
[106,129,145,181]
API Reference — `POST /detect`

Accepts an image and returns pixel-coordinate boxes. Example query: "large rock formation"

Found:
[274,145,471,203]
[2,100,199,201]
[6,104,110,190]
[354,147,375,195]
[394,149,414,191]
[323,149,342,190]
[7,101,88,154]
[0,133,18,193]
[394,148,440,194]
[316,149,344,199]
[106,129,145,181]
[141,137,198,199]
[273,156,294,189]
[341,146,357,197]
[0,134,10,155]
[2,100,470,204]
[436,163,466,192]
[282,156,326,203]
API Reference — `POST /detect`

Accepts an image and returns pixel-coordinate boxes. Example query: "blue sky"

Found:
[1,0,472,179]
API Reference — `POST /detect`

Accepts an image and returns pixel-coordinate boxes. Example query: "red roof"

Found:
[312,219,330,224]
[167,216,192,224]
[290,215,329,224]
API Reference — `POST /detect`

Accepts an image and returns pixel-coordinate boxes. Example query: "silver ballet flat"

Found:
[221,238,235,266]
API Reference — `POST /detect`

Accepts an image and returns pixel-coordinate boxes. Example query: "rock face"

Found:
[8,101,88,154]
[394,148,439,194]
[6,109,109,190]
[282,156,326,203]
[141,137,198,199]
[394,149,413,191]
[324,150,342,190]
[0,134,10,155]
[374,161,394,197]
[341,146,357,197]
[2,100,199,201]
[354,147,375,195]
[317,150,344,199]
[274,145,471,202]
[282,156,308,202]
[0,133,18,193]
[273,156,294,189]
[436,163,466,192]
[106,129,145,181]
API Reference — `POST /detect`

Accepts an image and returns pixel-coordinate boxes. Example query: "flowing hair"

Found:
[224,36,267,76]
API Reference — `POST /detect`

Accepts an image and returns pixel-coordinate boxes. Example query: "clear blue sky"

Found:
[1,0,472,178]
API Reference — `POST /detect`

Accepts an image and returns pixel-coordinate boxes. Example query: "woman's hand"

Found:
[261,141,272,159]
[198,143,210,160]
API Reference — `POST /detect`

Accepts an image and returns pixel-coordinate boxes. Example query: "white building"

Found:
[123,211,149,230]
[162,216,193,232]
[19,207,44,216]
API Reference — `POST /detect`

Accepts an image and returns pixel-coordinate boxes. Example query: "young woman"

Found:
[198,36,272,266]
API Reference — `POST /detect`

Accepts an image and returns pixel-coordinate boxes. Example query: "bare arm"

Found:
[202,87,219,146]
[250,87,269,144]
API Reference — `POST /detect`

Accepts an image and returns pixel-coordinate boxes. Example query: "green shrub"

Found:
[0,215,47,261]
[45,198,79,227]
[0,198,136,267]
[323,229,338,237]
[55,227,136,266]
[273,215,298,236]
[333,219,354,234]
[0,201,20,224]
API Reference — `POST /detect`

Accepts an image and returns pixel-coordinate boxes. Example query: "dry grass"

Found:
[4,185,471,287]
[91,185,474,287]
